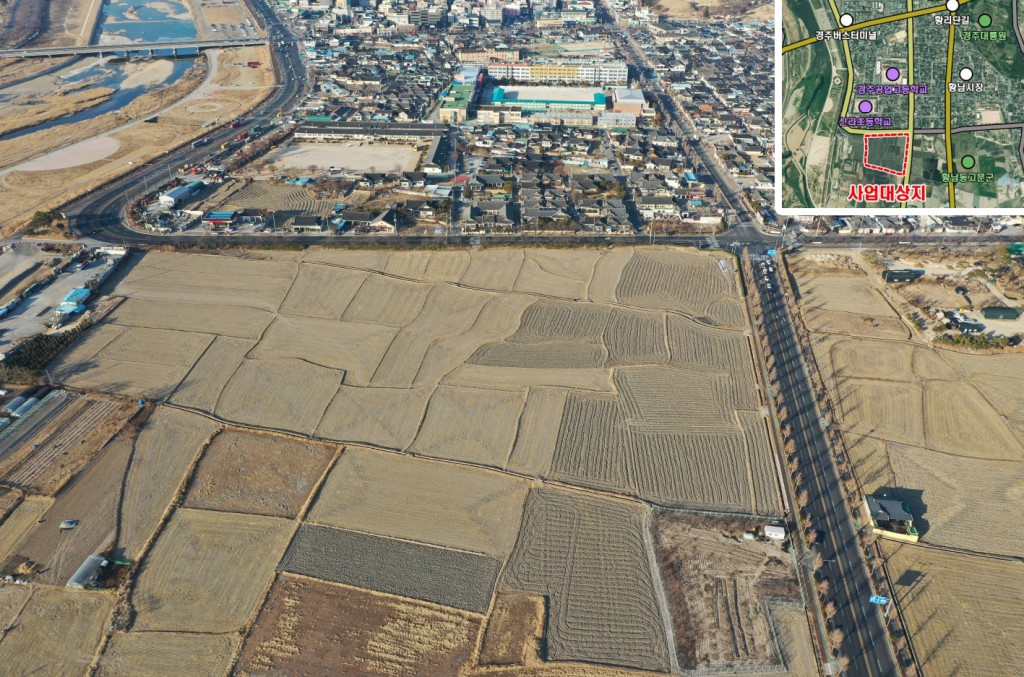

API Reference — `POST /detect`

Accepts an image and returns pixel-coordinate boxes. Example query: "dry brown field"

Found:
[280,264,367,319]
[501,487,672,672]
[791,261,909,339]
[414,294,536,386]
[108,297,274,339]
[185,429,337,518]
[551,388,778,514]
[0,495,50,565]
[0,588,111,675]
[411,386,526,468]
[169,336,257,412]
[97,631,238,677]
[0,584,31,632]
[215,358,342,435]
[9,422,136,584]
[237,575,482,677]
[883,542,1024,676]
[370,285,493,388]
[459,249,525,291]
[316,385,432,449]
[3,246,800,676]
[250,316,397,385]
[118,408,221,558]
[131,507,296,633]
[307,447,529,557]
[506,387,569,476]
[651,512,801,670]
[0,394,133,495]
[478,592,545,667]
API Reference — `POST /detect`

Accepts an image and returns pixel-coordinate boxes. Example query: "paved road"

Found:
[63,0,306,237]
[757,261,898,677]
[614,27,756,226]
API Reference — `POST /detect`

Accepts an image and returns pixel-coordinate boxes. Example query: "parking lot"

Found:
[0,260,108,354]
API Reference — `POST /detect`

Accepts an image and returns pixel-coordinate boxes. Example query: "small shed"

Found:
[982,306,1020,320]
[764,525,786,540]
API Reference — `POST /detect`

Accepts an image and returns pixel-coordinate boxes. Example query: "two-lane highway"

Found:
[755,260,898,677]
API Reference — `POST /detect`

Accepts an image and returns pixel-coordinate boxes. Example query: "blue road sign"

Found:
[869,594,890,605]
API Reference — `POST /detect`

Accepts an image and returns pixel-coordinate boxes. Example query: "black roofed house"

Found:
[864,494,919,542]
[289,215,324,233]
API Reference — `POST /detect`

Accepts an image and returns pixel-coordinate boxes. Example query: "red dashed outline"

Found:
[863,132,910,176]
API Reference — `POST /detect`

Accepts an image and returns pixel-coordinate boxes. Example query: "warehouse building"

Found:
[489,86,608,112]
[982,306,1020,320]
[158,181,205,208]
[882,269,923,283]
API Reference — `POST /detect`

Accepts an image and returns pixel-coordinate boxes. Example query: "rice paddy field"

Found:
[790,250,1024,674]
[0,246,805,676]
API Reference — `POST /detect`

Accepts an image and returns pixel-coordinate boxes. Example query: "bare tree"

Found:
[824,601,838,620]
[828,627,846,646]
[796,489,809,509]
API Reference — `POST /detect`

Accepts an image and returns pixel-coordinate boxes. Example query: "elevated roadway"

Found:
[0,37,267,59]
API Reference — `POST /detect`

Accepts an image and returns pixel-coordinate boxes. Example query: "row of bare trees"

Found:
[766,253,919,676]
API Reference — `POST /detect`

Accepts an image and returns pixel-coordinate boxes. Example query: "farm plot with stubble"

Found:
[238,575,482,677]
[0,588,112,676]
[501,487,672,672]
[883,541,1024,677]
[131,508,296,633]
[33,246,791,674]
[97,632,238,677]
[118,408,221,558]
[307,446,529,557]
[280,524,501,614]
[185,429,338,519]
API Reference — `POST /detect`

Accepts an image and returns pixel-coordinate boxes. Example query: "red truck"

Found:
[230,120,241,128]
[236,132,248,141]
[246,61,261,68]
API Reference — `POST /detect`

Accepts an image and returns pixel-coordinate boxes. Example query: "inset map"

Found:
[778,0,1024,211]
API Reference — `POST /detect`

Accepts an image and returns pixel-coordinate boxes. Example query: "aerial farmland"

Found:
[0,246,812,675]
[788,249,1024,676]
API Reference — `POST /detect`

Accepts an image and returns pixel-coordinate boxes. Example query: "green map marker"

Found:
[978,14,992,27]
[961,155,976,169]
